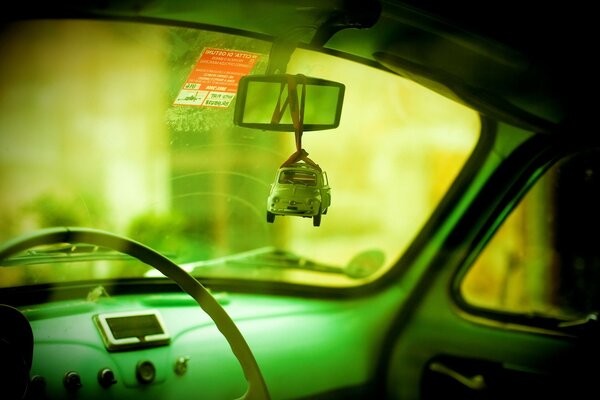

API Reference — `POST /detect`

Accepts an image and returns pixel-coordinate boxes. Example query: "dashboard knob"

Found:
[63,371,82,391]
[136,360,156,384]
[174,356,191,376]
[29,375,46,397]
[98,368,117,388]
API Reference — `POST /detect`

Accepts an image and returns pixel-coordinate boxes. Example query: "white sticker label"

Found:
[174,90,209,106]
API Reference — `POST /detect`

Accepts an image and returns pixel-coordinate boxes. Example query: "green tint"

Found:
[235,75,344,130]
[0,19,479,288]
[21,285,405,399]
[243,81,286,123]
[461,148,600,319]
[389,122,534,307]
[303,84,342,125]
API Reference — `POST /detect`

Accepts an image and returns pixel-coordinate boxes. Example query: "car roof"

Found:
[6,0,589,135]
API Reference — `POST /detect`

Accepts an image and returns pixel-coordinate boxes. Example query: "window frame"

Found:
[450,135,600,332]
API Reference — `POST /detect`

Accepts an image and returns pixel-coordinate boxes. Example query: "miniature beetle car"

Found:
[267,162,331,226]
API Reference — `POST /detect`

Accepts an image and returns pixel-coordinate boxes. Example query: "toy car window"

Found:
[279,171,317,186]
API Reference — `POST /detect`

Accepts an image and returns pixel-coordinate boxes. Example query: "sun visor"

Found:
[374,51,559,134]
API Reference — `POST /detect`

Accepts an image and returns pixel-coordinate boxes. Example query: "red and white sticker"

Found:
[174,47,261,108]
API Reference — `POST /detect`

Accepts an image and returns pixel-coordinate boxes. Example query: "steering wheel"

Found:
[0,227,270,400]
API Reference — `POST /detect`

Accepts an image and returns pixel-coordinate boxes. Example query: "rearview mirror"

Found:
[234,74,345,131]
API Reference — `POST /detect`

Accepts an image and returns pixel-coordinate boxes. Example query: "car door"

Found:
[380,126,600,399]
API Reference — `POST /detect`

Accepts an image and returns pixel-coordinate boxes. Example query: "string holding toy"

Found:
[265,74,331,227]
[270,74,321,171]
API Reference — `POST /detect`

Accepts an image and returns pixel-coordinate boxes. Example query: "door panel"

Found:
[385,148,600,399]
[422,354,586,399]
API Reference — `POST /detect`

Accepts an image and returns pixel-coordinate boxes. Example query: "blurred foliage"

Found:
[26,192,103,228]
[127,212,214,262]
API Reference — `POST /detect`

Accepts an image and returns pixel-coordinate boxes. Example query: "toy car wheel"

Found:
[313,213,321,227]
[267,211,275,223]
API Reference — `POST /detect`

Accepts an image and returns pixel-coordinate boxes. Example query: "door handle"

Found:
[429,361,487,391]
[558,312,598,328]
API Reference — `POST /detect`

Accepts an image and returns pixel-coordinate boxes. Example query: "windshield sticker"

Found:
[174,47,261,108]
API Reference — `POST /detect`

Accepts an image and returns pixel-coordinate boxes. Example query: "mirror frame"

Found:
[233,74,345,131]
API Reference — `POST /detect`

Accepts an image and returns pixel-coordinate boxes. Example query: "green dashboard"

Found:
[21,288,400,399]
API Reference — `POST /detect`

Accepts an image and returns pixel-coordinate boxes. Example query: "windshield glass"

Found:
[0,19,479,288]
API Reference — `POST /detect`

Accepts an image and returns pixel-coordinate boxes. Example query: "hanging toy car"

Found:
[234,73,344,227]
[267,160,331,227]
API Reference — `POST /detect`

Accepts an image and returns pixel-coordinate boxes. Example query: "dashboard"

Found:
[15,288,398,399]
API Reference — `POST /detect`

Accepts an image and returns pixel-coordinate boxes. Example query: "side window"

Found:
[460,148,600,320]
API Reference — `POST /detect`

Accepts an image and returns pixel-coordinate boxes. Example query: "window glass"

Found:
[0,19,479,288]
[461,149,600,319]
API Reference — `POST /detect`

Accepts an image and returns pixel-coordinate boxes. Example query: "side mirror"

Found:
[233,74,345,131]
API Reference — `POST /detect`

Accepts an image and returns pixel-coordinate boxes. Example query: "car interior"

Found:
[1,1,598,399]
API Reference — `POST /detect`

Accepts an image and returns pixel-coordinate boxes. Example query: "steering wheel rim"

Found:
[0,227,270,400]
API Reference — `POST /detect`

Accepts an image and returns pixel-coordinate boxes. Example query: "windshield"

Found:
[0,19,479,288]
